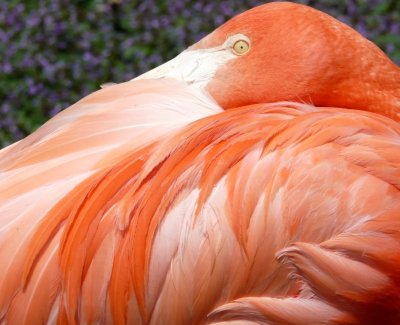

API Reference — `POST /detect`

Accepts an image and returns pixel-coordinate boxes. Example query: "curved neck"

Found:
[318,24,400,121]
[315,72,400,121]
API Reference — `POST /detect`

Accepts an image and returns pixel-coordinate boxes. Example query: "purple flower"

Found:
[2,62,12,73]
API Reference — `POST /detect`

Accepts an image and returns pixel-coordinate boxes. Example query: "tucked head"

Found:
[137,2,400,119]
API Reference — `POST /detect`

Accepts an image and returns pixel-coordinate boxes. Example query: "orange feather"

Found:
[1,2,400,324]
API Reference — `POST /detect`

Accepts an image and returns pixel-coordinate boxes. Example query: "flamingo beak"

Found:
[133,43,236,88]
[134,50,199,84]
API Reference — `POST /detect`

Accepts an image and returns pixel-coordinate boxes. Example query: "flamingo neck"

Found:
[314,75,400,121]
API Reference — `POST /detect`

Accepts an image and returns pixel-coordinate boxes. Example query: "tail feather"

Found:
[208,297,353,325]
[276,211,400,323]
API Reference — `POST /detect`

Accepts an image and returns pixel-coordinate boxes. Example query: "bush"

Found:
[1,0,399,148]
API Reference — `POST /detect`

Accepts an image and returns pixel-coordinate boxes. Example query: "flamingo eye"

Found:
[232,39,250,55]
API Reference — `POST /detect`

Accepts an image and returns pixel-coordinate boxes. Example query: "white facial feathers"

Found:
[134,33,250,88]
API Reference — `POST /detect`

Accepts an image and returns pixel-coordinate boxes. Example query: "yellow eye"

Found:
[232,40,250,55]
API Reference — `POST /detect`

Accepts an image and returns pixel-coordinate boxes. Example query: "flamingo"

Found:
[0,2,400,324]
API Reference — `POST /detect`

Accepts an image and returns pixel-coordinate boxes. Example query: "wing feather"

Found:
[1,83,400,324]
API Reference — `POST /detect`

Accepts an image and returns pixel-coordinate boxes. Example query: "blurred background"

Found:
[1,0,399,148]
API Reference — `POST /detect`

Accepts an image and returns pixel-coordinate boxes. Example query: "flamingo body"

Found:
[1,2,400,324]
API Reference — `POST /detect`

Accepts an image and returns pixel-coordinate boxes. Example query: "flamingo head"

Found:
[137,2,400,119]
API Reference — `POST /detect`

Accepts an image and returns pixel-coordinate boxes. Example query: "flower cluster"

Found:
[1,0,399,147]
